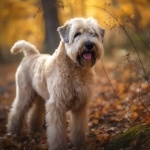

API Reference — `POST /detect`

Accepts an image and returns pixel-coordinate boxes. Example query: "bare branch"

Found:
[101,59,133,124]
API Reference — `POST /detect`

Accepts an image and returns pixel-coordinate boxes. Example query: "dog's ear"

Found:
[99,27,105,43]
[57,24,70,43]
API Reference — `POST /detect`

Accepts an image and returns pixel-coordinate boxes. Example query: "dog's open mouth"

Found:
[82,51,96,60]
[82,52,92,60]
[77,51,96,67]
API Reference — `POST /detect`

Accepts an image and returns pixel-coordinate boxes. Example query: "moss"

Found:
[105,123,150,150]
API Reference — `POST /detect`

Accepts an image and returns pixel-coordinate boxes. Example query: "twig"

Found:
[118,24,150,86]
[86,1,150,86]
[101,59,133,124]
[129,27,150,52]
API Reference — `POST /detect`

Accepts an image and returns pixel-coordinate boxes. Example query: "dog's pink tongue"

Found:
[83,53,92,60]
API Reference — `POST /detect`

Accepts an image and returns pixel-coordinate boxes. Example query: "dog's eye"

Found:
[90,32,98,37]
[94,33,99,37]
[74,32,81,38]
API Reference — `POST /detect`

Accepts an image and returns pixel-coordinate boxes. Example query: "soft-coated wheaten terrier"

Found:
[7,17,105,150]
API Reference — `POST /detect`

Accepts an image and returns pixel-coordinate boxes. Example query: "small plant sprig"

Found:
[87,0,149,86]
[87,0,150,120]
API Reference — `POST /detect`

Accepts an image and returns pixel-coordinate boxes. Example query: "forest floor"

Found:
[0,57,150,150]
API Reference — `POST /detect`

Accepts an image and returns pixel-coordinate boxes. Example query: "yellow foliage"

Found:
[0,0,149,52]
[0,0,44,49]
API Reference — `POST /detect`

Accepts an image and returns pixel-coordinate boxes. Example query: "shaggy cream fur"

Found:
[7,17,105,150]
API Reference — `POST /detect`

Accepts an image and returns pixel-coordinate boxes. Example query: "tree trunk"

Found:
[41,0,60,54]
[0,47,4,64]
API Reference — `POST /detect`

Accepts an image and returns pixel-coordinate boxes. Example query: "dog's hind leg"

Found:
[7,73,35,135]
[28,95,45,133]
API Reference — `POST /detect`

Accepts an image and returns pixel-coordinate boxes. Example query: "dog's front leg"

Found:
[46,100,67,150]
[70,104,88,149]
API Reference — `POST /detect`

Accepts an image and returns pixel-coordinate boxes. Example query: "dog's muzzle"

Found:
[82,42,95,60]
[77,42,97,67]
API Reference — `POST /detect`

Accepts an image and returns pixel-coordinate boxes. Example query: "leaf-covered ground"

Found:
[0,58,150,150]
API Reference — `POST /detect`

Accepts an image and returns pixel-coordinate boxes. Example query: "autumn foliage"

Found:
[0,0,150,149]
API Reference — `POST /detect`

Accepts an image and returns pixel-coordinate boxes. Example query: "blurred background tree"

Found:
[0,0,43,63]
[0,0,150,63]
[41,0,60,53]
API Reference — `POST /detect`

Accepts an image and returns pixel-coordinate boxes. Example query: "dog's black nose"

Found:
[85,42,94,50]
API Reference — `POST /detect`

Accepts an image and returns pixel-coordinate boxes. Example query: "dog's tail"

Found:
[10,40,40,57]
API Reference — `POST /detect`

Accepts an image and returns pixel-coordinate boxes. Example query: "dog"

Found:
[7,17,105,150]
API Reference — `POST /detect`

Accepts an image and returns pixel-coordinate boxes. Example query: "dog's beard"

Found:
[77,50,97,67]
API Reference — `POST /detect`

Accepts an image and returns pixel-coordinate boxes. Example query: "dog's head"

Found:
[57,17,105,67]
